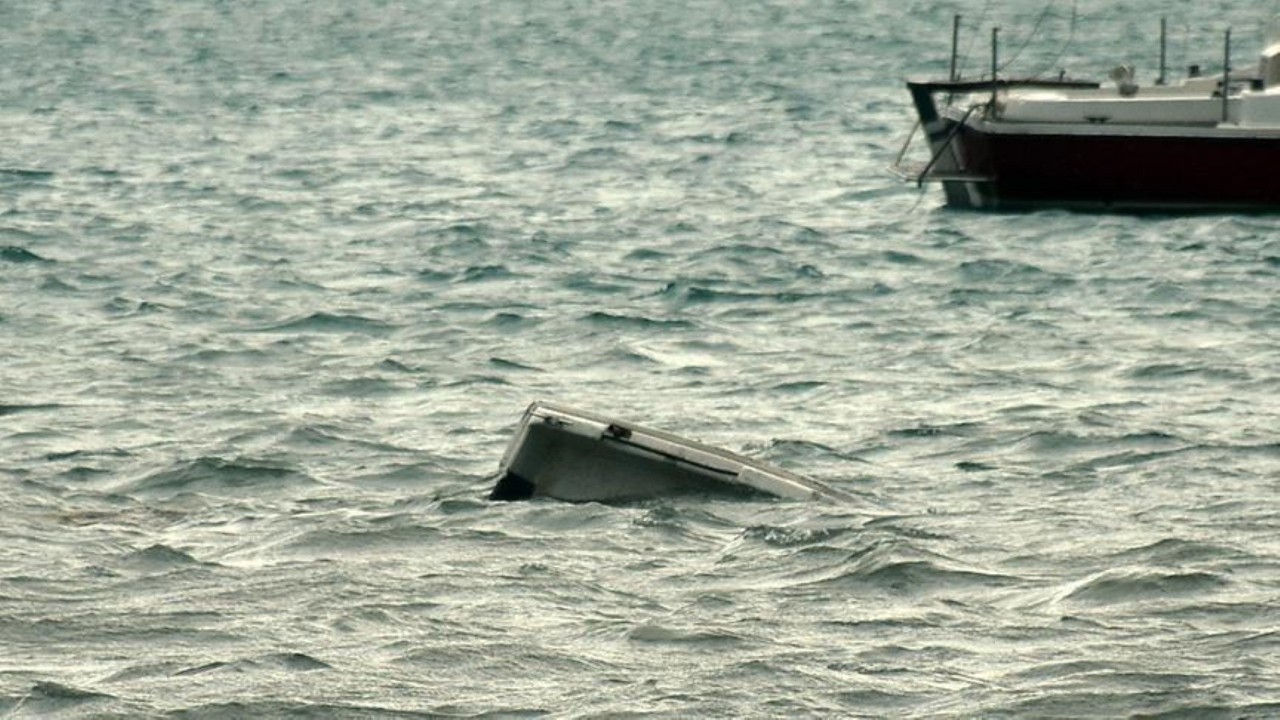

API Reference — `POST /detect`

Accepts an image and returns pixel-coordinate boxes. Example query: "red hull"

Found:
[947,120,1280,212]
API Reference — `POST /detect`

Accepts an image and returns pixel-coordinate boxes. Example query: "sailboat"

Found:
[895,16,1280,211]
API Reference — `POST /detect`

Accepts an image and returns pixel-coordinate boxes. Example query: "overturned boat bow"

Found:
[490,402,857,503]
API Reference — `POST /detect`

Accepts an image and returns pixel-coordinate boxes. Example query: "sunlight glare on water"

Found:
[1,0,1279,717]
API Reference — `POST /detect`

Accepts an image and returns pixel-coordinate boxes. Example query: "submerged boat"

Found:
[894,17,1280,212]
[489,401,856,503]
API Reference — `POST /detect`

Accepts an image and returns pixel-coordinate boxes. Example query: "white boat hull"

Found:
[490,402,856,503]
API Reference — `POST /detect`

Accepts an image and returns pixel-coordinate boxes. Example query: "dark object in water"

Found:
[489,401,856,503]
[489,471,536,501]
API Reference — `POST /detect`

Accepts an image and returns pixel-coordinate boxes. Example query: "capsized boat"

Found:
[489,401,857,503]
[894,16,1280,212]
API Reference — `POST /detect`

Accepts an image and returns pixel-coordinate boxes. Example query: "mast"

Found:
[949,14,962,82]
[1157,18,1167,86]
[990,27,1000,109]
[1222,28,1231,123]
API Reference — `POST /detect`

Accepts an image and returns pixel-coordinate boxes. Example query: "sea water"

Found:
[2,0,1278,717]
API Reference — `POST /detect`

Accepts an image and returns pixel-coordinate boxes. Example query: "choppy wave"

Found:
[1,245,51,263]
[1060,568,1231,605]
[126,456,319,497]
